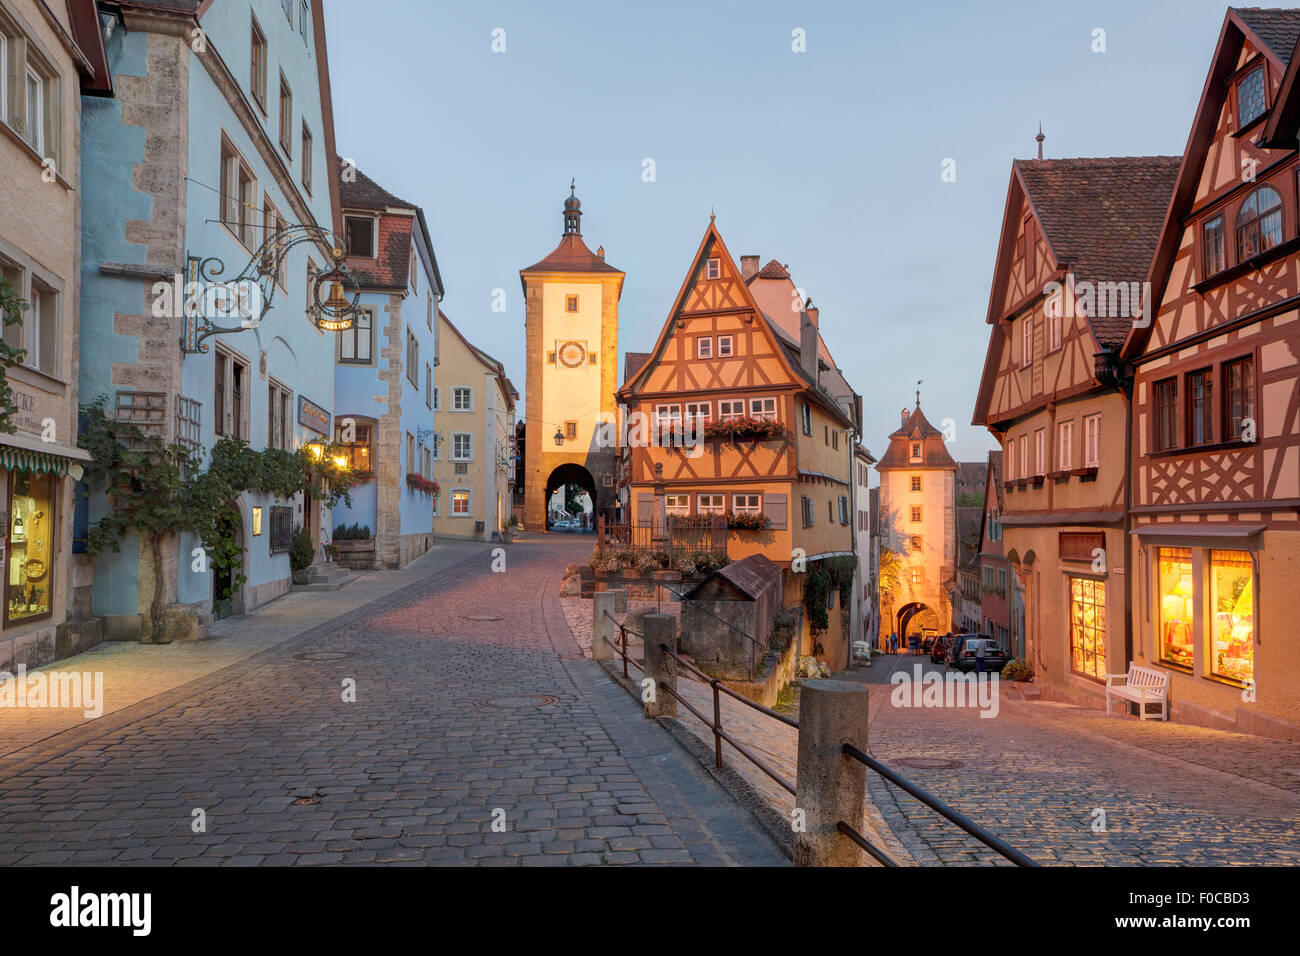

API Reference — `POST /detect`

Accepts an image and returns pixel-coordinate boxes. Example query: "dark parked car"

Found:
[949,636,1008,673]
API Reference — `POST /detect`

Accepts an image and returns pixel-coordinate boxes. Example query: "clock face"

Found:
[559,341,586,368]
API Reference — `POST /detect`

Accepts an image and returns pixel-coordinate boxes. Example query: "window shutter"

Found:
[763,493,787,530]
[636,494,653,524]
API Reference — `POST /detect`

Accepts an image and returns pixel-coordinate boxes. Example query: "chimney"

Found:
[800,313,818,383]
[806,297,819,328]
[740,255,759,281]
[901,407,909,425]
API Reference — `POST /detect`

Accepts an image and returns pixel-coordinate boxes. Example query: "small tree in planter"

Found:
[290,524,315,584]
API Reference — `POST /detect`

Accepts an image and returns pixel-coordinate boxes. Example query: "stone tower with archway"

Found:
[520,184,624,531]
[876,396,958,636]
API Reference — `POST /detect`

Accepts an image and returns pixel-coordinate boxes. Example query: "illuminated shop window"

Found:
[1157,547,1194,669]
[6,471,55,624]
[1068,576,1106,679]
[1210,549,1254,684]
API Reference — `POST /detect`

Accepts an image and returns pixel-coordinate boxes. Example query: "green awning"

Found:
[0,434,92,477]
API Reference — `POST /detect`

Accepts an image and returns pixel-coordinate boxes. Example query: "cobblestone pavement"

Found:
[561,597,1300,866]
[846,655,1300,866]
[0,536,785,866]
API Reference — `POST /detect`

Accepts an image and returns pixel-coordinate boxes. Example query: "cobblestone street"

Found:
[0,537,784,867]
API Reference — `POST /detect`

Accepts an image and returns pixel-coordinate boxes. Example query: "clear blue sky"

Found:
[324,0,1234,468]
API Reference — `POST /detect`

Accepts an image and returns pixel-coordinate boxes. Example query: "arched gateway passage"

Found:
[897,601,939,638]
[544,463,597,532]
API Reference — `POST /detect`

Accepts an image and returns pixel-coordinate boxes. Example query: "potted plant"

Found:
[290,524,314,585]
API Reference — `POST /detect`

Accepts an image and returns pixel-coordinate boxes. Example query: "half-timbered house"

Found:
[1123,8,1300,738]
[973,155,1179,704]
[617,221,858,668]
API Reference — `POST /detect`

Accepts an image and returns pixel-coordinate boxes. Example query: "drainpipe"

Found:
[1096,346,1135,667]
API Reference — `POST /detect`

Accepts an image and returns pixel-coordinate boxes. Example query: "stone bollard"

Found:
[592,590,624,662]
[793,679,871,867]
[641,613,678,719]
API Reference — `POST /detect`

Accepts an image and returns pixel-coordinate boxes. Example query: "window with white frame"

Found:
[1021,316,1033,368]
[1005,440,1014,480]
[278,73,293,157]
[718,399,744,422]
[220,137,259,249]
[451,490,470,516]
[698,494,725,514]
[1048,309,1062,352]
[839,495,850,525]
[452,387,472,411]
[432,386,440,411]
[339,308,373,363]
[24,280,59,377]
[406,330,419,386]
[1057,420,1073,471]
[452,432,472,461]
[697,337,712,359]
[801,402,812,435]
[732,493,761,515]
[665,494,690,517]
[213,347,249,440]
[706,257,720,279]
[1034,428,1045,475]
[654,404,681,442]
[299,0,308,41]
[1018,435,1028,478]
[301,122,313,194]
[425,364,432,407]
[267,378,291,451]
[685,401,711,432]
[749,397,776,422]
[24,65,43,156]
[717,335,734,357]
[1084,414,1101,468]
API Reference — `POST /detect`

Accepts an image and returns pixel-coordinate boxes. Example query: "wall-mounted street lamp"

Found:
[553,427,565,447]
[303,439,326,461]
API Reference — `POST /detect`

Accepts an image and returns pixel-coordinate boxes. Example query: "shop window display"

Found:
[1068,576,1107,679]
[6,472,55,623]
[1157,547,1194,669]
[1210,549,1254,683]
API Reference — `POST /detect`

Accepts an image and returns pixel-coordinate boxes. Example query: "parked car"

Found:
[950,636,1009,673]
[930,634,953,664]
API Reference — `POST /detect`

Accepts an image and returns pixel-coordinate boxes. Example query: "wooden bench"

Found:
[1105,663,1170,721]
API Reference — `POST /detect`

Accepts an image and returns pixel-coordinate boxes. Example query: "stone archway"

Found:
[897,601,939,638]
[544,463,597,532]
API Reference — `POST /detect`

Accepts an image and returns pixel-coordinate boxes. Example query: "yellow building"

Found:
[431,311,518,541]
[876,403,957,640]
[618,220,859,669]
[519,184,623,530]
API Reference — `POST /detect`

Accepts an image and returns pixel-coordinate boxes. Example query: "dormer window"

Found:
[345,215,377,258]
[909,442,921,462]
[1236,185,1283,260]
[1237,65,1266,128]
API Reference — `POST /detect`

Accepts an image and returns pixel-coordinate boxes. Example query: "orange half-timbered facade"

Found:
[974,156,1178,704]
[618,221,859,668]
[1124,8,1300,738]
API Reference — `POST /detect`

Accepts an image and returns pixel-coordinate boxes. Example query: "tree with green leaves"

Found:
[78,397,357,641]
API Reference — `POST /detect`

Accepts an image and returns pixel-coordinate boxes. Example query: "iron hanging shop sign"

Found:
[178,224,361,354]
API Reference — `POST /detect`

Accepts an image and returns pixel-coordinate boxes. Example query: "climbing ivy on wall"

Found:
[78,396,358,641]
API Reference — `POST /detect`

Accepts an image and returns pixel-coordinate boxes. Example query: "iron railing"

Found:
[597,609,1035,866]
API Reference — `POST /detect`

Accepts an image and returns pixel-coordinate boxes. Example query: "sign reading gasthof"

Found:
[298,395,330,436]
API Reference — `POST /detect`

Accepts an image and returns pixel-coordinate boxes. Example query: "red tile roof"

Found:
[522,234,622,274]
[876,405,958,469]
[338,160,417,211]
[1016,156,1179,348]
[623,351,651,387]
[755,259,789,279]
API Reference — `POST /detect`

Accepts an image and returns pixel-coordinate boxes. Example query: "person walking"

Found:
[975,638,987,674]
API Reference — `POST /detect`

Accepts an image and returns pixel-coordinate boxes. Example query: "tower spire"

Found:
[563,180,582,236]
[1036,123,1045,160]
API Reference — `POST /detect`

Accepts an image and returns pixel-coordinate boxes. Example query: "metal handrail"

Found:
[836,821,898,867]
[841,742,1038,867]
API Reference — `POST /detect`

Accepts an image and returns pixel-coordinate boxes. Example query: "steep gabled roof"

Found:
[521,234,622,274]
[618,220,807,401]
[338,160,417,211]
[1016,156,1179,349]
[876,405,958,469]
[1233,7,1300,60]
[756,259,789,279]
[622,351,651,388]
[439,310,517,408]
[1126,7,1300,359]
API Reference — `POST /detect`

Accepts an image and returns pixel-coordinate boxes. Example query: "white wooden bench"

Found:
[1105,663,1170,721]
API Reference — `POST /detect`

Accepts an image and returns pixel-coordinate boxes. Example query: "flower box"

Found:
[405,473,439,495]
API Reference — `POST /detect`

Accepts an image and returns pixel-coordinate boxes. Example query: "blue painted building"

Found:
[330,163,442,568]
[79,0,344,637]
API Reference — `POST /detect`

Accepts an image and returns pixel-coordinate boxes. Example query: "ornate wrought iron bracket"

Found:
[181,224,361,355]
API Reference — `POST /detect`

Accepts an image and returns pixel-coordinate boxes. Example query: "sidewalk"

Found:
[0,540,491,758]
